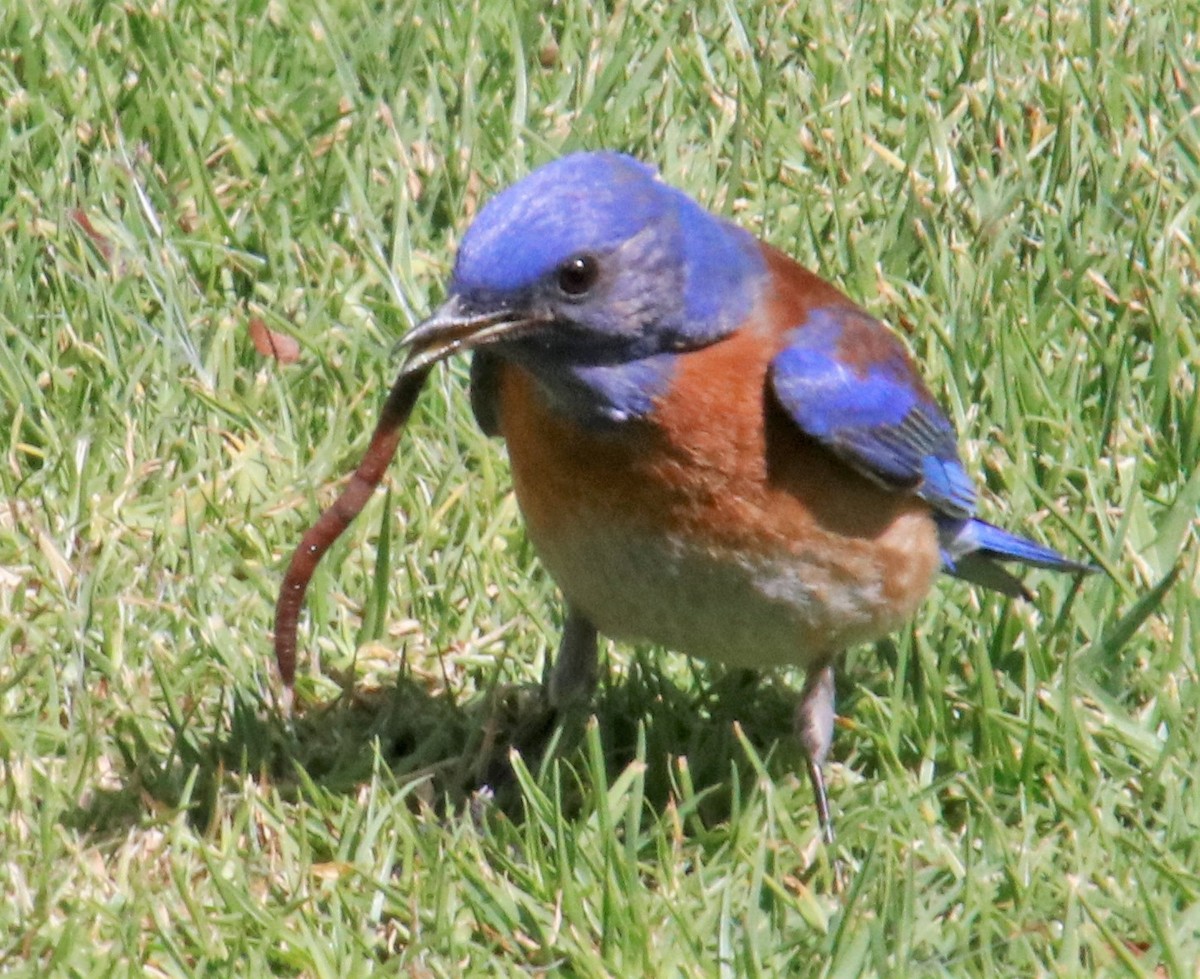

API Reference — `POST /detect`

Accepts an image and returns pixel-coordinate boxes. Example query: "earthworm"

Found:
[273,365,431,694]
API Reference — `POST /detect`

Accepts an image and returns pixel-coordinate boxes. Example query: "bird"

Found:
[282,150,1094,842]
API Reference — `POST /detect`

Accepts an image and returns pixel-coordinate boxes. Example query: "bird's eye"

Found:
[555,254,599,297]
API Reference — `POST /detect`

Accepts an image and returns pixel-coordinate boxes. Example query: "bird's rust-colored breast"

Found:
[494,248,941,667]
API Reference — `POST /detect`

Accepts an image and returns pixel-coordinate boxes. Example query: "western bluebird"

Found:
[275,151,1094,841]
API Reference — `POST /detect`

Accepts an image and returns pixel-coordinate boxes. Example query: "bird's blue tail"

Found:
[937,517,1095,598]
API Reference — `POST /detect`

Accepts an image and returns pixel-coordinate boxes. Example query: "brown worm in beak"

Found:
[273,364,431,703]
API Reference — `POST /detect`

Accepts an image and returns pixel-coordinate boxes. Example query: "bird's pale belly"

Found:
[526,518,924,668]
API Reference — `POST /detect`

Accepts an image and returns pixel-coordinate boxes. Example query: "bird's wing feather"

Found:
[769,307,977,518]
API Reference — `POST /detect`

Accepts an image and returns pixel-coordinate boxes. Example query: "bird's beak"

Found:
[399,295,542,376]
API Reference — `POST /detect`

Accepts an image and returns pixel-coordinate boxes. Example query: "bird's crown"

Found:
[448,151,763,347]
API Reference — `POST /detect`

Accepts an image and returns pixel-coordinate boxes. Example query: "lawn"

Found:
[1,0,1197,974]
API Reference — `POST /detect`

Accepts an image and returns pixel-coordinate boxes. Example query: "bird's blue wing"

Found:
[769,307,977,518]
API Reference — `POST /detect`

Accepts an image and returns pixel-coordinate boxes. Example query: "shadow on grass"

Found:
[64,652,808,838]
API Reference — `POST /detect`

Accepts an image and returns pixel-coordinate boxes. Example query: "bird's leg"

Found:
[483,606,597,781]
[475,609,598,788]
[547,607,600,710]
[795,661,837,844]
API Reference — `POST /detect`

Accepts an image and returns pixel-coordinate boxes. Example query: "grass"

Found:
[1,0,1197,973]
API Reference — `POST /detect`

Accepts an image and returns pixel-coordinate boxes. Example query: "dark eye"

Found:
[556,254,599,297]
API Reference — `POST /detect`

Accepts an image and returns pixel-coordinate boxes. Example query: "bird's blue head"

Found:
[402,152,765,380]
